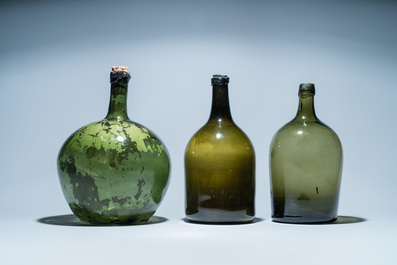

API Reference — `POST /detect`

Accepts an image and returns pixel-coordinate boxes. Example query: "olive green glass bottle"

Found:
[185,75,255,223]
[269,83,343,223]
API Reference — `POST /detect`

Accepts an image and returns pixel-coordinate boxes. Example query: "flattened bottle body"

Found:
[270,83,343,223]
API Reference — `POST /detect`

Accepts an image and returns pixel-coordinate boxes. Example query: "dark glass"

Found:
[269,83,343,223]
[185,75,255,223]
[57,67,171,225]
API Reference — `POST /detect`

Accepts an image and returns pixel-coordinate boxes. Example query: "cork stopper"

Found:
[211,75,229,86]
[110,66,131,83]
[299,83,315,96]
[112,66,128,71]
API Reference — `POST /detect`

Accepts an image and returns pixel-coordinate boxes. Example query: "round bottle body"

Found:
[57,119,170,224]
[270,120,342,223]
[185,120,255,223]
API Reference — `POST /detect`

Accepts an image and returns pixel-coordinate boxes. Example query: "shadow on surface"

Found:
[330,216,367,224]
[37,214,167,227]
[273,215,367,225]
[182,217,264,225]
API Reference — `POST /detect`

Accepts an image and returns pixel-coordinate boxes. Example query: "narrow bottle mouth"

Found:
[299,83,315,95]
[110,66,131,83]
[212,75,229,85]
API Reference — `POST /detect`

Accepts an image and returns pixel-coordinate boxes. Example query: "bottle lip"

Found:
[211,75,229,86]
[110,66,131,83]
[299,83,315,95]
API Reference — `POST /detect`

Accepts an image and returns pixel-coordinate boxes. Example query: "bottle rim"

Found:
[212,75,229,85]
[299,83,315,95]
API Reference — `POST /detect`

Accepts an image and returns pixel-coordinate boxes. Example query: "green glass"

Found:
[185,75,255,223]
[269,83,343,223]
[57,67,171,225]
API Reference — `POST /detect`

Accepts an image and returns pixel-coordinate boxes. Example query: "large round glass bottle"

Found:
[57,66,171,225]
[185,75,255,223]
[269,83,343,223]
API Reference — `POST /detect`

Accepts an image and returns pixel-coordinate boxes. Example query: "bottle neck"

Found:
[208,84,233,122]
[294,91,317,122]
[105,82,129,121]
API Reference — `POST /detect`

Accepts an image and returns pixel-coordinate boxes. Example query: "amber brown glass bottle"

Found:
[269,83,343,223]
[185,75,255,223]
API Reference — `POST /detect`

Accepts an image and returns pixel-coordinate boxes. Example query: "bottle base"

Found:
[186,208,255,224]
[272,216,337,224]
[185,217,254,225]
[70,203,156,225]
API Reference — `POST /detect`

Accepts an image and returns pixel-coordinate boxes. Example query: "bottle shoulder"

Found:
[186,120,254,153]
[271,119,341,144]
[269,118,343,166]
[190,120,251,140]
[60,119,168,156]
[72,119,154,138]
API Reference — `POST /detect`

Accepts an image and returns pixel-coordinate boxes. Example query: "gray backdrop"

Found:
[1,0,396,264]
